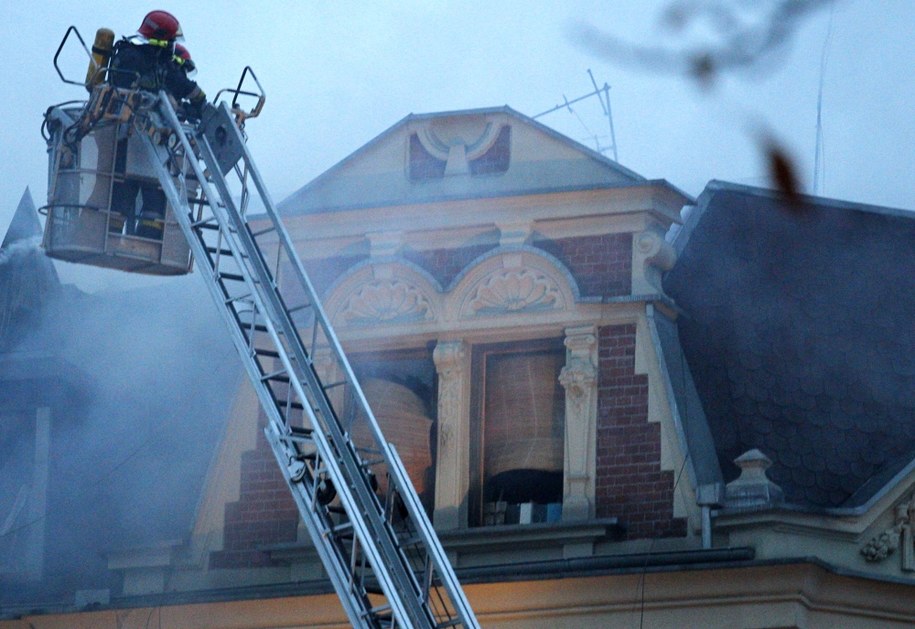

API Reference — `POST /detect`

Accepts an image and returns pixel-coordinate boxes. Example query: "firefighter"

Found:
[171,43,204,123]
[107,10,207,238]
[172,43,196,75]
[108,10,206,108]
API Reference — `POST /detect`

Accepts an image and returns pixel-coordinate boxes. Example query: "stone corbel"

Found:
[632,222,676,295]
[496,220,532,247]
[367,230,404,259]
[559,325,598,523]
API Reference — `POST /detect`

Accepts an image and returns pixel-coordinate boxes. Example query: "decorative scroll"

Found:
[338,279,432,325]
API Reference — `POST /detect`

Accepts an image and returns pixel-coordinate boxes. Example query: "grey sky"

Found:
[1,1,912,291]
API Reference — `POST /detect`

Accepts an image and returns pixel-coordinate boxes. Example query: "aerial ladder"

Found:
[41,27,479,629]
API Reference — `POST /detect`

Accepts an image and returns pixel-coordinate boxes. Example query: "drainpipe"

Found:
[696,483,724,549]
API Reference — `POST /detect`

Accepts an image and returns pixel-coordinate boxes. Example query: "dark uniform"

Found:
[109,37,204,102]
[107,37,206,237]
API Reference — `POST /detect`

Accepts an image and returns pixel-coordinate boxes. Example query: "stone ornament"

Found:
[339,278,433,325]
[861,493,915,571]
[467,268,562,315]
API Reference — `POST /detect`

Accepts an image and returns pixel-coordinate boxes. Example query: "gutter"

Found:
[0,548,755,619]
[457,547,755,583]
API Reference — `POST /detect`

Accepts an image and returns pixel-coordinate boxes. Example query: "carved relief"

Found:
[338,279,433,325]
[467,268,562,315]
[861,493,915,571]
[434,341,465,422]
[560,357,596,408]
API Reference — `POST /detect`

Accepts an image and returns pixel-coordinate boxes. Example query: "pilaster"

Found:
[559,325,598,522]
[433,340,471,530]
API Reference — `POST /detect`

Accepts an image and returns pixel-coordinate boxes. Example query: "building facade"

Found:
[2,109,915,628]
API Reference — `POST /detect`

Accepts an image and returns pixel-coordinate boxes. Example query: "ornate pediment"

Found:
[323,260,442,330]
[453,249,573,320]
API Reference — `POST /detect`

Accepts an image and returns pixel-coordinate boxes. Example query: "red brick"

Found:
[533,234,631,297]
[595,325,686,540]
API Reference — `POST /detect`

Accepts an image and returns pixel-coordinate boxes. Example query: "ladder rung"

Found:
[255,348,280,358]
[289,425,313,438]
[322,380,347,390]
[329,520,354,536]
[205,246,234,256]
[287,302,313,314]
[368,604,392,617]
[218,272,245,283]
[225,294,253,307]
[250,225,276,237]
[192,218,220,230]
[276,400,304,410]
[396,534,424,548]
[260,369,288,382]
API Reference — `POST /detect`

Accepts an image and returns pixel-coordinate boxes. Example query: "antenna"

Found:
[533,70,619,161]
[813,6,835,195]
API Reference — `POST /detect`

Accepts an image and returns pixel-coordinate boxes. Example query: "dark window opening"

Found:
[469,125,511,176]
[408,134,446,182]
[470,338,564,527]
[349,346,438,515]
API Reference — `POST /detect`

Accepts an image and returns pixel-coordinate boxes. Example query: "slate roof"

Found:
[664,181,915,509]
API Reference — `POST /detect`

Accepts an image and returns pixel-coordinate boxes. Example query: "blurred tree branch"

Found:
[573,0,834,87]
[572,0,837,199]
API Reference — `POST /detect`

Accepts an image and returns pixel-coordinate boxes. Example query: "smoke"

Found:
[0,265,244,607]
[0,236,42,267]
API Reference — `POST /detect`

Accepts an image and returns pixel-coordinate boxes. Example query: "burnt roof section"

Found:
[664,181,915,509]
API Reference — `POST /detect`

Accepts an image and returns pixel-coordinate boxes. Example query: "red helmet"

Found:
[173,43,196,73]
[138,10,183,41]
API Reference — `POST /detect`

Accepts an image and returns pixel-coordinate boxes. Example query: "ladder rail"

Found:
[190,110,433,628]
[137,108,393,628]
[141,92,478,628]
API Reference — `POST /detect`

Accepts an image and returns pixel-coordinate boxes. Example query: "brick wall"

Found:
[595,324,685,539]
[534,233,631,298]
[289,234,631,301]
[401,243,497,288]
[209,410,299,570]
